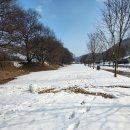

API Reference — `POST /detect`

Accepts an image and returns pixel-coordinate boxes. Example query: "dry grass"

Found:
[0,61,60,84]
[87,92,114,99]
[0,70,27,84]
[99,85,130,88]
[37,86,115,99]
[38,88,57,94]
[0,61,26,84]
[20,62,59,72]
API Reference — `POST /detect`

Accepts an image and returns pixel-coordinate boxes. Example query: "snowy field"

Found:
[0,64,130,130]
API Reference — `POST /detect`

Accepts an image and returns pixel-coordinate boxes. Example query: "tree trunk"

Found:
[113,61,114,68]
[93,62,94,69]
[114,60,117,77]
[109,62,110,67]
[27,57,32,63]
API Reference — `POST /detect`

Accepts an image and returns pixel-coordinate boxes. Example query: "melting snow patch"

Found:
[13,62,22,68]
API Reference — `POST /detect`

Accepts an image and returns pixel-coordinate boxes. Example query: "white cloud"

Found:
[36,6,43,14]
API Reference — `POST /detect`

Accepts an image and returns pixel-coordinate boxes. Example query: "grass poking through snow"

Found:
[32,86,115,99]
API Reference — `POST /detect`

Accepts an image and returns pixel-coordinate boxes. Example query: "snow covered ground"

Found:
[0,64,130,130]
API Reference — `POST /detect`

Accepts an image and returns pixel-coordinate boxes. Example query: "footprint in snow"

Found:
[86,106,91,112]
[29,119,36,124]
[67,121,80,130]
[77,107,91,115]
[69,112,75,119]
[80,101,86,105]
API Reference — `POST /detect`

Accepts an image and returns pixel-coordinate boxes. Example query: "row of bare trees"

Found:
[86,0,130,77]
[0,0,73,64]
[87,32,102,69]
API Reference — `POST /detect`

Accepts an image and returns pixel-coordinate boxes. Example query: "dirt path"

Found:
[104,69,130,78]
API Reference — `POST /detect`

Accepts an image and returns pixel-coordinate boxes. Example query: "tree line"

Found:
[85,0,130,77]
[0,0,73,64]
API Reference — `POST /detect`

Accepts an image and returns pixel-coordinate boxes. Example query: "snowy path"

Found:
[0,64,130,130]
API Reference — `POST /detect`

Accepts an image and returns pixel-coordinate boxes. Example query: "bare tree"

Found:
[87,32,101,69]
[0,0,15,40]
[0,0,24,45]
[61,48,73,64]
[20,8,42,62]
[96,29,115,67]
[32,36,47,63]
[101,0,130,77]
[31,26,57,63]
[0,0,74,65]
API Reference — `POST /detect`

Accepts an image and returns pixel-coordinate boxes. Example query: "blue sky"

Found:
[17,0,104,56]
